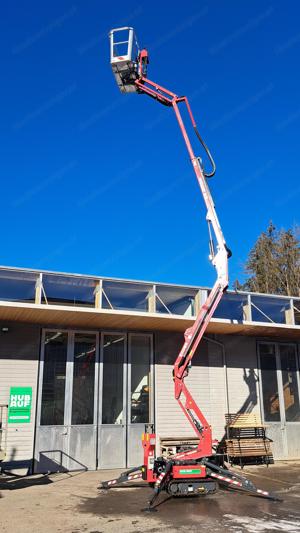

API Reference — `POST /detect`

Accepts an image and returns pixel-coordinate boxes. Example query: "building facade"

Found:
[0,266,300,474]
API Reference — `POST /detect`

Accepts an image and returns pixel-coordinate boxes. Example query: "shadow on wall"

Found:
[1,446,33,477]
[9,446,17,462]
[217,368,259,456]
[237,369,259,414]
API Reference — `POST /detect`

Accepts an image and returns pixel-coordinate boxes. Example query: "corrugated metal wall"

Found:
[0,323,40,472]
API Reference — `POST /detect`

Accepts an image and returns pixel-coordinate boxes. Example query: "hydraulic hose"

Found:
[194,126,216,178]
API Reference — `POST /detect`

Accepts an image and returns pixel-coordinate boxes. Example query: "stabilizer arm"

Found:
[100,466,144,489]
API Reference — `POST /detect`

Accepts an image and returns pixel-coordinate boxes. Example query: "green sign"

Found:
[8,387,32,424]
[179,469,201,474]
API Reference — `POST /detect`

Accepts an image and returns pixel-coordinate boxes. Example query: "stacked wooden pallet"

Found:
[160,436,199,458]
[225,413,273,468]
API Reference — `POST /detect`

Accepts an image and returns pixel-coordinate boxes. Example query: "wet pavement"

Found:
[1,462,300,532]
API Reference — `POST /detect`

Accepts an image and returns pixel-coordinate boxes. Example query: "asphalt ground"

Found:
[0,461,300,532]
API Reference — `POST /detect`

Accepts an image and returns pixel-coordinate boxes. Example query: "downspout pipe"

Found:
[203,335,230,439]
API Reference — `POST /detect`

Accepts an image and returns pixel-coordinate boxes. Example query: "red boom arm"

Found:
[135,69,230,460]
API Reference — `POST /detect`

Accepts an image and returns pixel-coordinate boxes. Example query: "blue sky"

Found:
[1,1,300,287]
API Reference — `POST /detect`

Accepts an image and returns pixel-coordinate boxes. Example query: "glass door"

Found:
[98,333,127,468]
[98,332,154,469]
[68,333,97,471]
[279,344,300,457]
[258,342,300,459]
[35,331,69,472]
[127,333,153,467]
[35,330,98,473]
[36,330,154,472]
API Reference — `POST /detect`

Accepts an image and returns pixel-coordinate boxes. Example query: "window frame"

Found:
[37,329,100,427]
[257,340,300,426]
[128,332,154,426]
[38,329,155,429]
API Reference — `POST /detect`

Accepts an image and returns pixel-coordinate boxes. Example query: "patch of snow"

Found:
[224,514,300,532]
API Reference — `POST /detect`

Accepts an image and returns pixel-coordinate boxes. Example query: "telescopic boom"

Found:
[109,26,230,459]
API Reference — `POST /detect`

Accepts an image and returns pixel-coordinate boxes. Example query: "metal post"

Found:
[95,279,103,309]
[148,285,156,313]
[35,273,43,305]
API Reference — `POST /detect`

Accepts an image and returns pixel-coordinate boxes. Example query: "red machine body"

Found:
[172,465,207,479]
[142,432,156,483]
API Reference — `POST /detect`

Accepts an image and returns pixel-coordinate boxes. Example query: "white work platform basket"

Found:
[109,27,140,93]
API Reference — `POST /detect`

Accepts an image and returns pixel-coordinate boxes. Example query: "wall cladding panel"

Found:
[155,332,221,440]
[220,336,260,416]
[207,341,226,441]
[0,323,40,471]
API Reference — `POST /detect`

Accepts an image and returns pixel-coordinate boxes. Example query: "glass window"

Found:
[280,345,300,422]
[41,332,68,425]
[71,334,96,425]
[102,281,151,312]
[259,343,280,422]
[213,292,248,321]
[42,274,96,307]
[0,269,36,302]
[251,296,290,324]
[102,335,124,424]
[130,335,151,424]
[156,287,197,316]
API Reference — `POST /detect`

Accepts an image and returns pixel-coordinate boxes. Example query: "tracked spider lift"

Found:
[101,27,280,511]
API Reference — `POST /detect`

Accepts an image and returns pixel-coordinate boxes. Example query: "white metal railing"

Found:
[250,301,275,323]
[0,266,299,327]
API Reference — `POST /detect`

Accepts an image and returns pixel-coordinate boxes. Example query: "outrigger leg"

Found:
[99,465,144,489]
[142,460,173,513]
[203,459,282,502]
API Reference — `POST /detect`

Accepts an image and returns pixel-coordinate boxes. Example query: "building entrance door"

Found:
[34,331,98,472]
[127,333,154,467]
[258,342,300,459]
[35,330,153,472]
[98,332,153,469]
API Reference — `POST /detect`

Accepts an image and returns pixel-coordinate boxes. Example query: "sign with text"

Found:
[8,387,32,424]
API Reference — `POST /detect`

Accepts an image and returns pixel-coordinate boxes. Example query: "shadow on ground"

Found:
[0,470,85,491]
[77,464,300,532]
